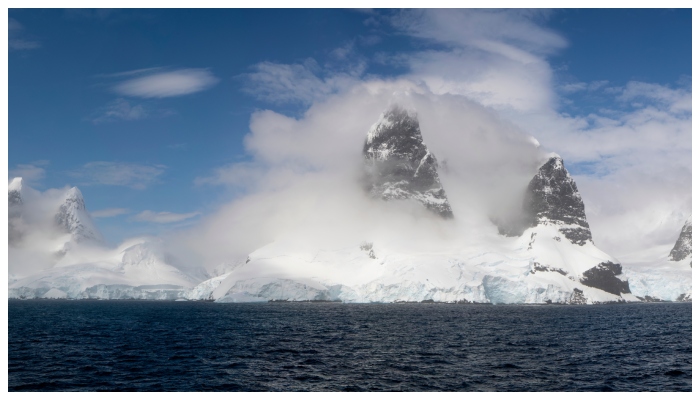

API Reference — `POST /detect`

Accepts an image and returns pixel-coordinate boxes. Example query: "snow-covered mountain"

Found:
[181,108,639,304]
[54,187,103,244]
[8,181,207,299]
[7,106,690,303]
[624,217,692,302]
[363,106,453,218]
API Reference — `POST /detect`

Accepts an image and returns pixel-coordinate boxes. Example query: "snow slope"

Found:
[624,217,692,301]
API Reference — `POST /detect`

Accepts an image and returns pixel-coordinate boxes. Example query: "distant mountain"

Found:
[363,106,453,218]
[624,216,692,302]
[8,179,208,300]
[669,216,691,263]
[54,187,103,244]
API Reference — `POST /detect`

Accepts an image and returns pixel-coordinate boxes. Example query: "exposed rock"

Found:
[579,261,631,296]
[360,241,376,259]
[530,262,567,276]
[676,293,692,302]
[569,288,587,304]
[669,217,692,262]
[363,106,453,218]
[497,156,592,246]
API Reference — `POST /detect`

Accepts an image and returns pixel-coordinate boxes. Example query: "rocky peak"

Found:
[54,186,103,243]
[363,106,453,218]
[669,216,692,262]
[498,155,592,245]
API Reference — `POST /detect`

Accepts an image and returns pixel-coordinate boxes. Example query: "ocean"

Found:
[8,300,692,391]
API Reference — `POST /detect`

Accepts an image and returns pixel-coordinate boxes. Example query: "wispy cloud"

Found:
[9,161,48,183]
[243,59,363,105]
[132,210,201,224]
[69,162,166,189]
[560,80,610,94]
[91,208,130,218]
[96,67,165,79]
[8,18,41,50]
[113,68,219,98]
[617,81,691,113]
[90,98,148,124]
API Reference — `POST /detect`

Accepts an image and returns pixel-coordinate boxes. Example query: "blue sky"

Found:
[7,9,692,253]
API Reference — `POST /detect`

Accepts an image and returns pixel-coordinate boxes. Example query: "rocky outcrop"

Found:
[669,217,692,262]
[363,106,453,218]
[579,261,631,296]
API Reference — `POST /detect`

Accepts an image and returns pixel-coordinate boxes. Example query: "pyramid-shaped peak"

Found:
[363,107,453,218]
[525,155,591,245]
[365,105,420,147]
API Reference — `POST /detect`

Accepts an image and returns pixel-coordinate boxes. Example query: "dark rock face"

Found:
[524,156,592,245]
[497,156,592,245]
[569,288,587,304]
[363,106,453,218]
[669,218,692,262]
[579,261,631,296]
[530,262,567,276]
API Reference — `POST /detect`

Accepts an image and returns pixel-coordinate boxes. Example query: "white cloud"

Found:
[91,208,130,218]
[8,18,40,50]
[132,210,201,224]
[390,9,566,55]
[188,9,689,272]
[175,82,544,268]
[618,81,691,113]
[69,162,166,189]
[194,162,266,188]
[113,68,219,98]
[9,161,48,183]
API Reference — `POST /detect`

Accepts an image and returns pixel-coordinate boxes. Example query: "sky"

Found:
[6,8,693,267]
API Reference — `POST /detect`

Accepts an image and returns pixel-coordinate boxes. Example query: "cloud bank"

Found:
[173,9,690,271]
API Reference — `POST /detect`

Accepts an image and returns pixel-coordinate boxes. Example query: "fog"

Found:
[167,82,547,271]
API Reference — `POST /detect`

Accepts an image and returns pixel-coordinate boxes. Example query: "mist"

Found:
[168,81,546,272]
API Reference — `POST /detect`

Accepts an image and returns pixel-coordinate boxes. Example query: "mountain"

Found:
[9,237,209,300]
[181,126,637,304]
[669,216,692,263]
[511,155,631,298]
[7,108,689,304]
[54,187,103,244]
[363,106,453,218]
[624,217,692,301]
[8,179,208,300]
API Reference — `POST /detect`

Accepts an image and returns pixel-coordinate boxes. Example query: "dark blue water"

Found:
[8,301,691,391]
